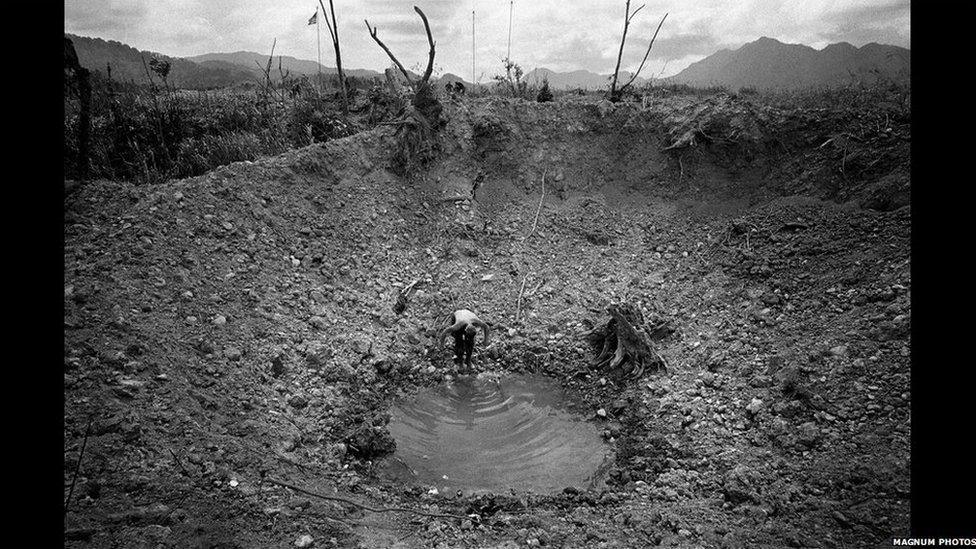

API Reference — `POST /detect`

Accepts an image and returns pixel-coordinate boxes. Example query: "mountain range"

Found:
[185,51,382,80]
[66,34,256,89]
[670,37,910,90]
[66,33,909,92]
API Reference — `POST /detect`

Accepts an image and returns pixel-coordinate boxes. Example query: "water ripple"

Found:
[380,373,610,494]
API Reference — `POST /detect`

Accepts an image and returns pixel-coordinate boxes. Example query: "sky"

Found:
[64,0,911,81]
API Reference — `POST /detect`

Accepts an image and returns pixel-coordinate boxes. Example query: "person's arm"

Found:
[439,321,464,346]
[473,320,489,345]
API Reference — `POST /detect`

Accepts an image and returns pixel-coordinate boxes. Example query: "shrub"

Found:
[63,71,363,183]
[492,57,531,99]
[536,78,553,102]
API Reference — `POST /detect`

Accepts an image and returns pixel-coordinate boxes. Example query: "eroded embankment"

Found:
[64,95,910,549]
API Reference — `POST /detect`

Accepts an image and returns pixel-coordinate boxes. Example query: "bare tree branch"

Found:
[610,2,667,101]
[318,0,337,43]
[620,12,668,92]
[414,6,436,85]
[267,478,466,520]
[365,7,436,90]
[609,0,633,100]
[318,0,348,112]
[365,20,414,85]
[64,418,93,517]
[628,4,645,21]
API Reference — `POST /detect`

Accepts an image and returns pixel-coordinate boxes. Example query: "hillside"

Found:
[186,51,383,80]
[66,33,255,89]
[672,37,910,90]
[66,34,385,89]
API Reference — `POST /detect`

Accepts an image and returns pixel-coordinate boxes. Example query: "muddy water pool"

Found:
[380,373,611,494]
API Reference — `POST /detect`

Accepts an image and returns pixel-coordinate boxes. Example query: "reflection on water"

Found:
[381,373,610,494]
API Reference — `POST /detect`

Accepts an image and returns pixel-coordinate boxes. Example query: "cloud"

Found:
[64,0,910,79]
[65,1,147,36]
[651,33,718,59]
[537,34,616,73]
[819,0,911,47]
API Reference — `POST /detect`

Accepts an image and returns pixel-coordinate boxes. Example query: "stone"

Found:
[746,398,763,416]
[288,394,309,409]
[796,422,821,448]
[701,372,716,387]
[309,316,328,330]
[832,511,852,528]
[213,315,227,326]
[596,408,607,418]
[224,347,242,361]
[722,465,761,504]
[295,534,314,548]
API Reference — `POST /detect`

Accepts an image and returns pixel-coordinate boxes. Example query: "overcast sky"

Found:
[64,0,910,80]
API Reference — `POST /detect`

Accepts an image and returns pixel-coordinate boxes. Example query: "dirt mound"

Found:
[65,93,910,548]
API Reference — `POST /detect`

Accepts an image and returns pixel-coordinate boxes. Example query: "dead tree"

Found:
[253,39,280,103]
[608,1,668,102]
[317,0,349,113]
[586,304,669,380]
[64,36,91,181]
[364,6,440,123]
[365,6,443,174]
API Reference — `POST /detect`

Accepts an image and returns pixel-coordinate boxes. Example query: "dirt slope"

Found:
[64,94,910,548]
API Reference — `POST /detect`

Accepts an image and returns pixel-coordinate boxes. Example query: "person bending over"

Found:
[438,309,489,371]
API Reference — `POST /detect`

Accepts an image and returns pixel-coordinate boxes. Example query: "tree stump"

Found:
[586,304,668,380]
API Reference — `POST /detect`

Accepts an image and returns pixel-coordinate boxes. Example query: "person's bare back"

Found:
[438,309,489,371]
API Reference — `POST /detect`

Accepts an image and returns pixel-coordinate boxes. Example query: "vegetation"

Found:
[536,78,553,103]
[493,57,531,99]
[63,70,379,183]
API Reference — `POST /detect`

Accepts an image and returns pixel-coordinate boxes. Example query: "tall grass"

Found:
[64,73,370,183]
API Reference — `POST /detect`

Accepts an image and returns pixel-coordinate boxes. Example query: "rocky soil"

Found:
[64,91,910,548]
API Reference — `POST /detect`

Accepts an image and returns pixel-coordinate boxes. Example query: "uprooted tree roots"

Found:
[390,83,445,175]
[586,304,671,380]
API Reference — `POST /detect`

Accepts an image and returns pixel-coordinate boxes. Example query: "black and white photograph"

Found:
[63,1,930,547]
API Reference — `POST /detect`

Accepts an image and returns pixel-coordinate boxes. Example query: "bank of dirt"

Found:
[64,92,910,548]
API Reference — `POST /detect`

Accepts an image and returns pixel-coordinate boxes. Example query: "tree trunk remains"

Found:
[586,304,669,380]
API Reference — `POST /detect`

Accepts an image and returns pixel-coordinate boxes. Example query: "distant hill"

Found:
[66,33,255,89]
[431,72,475,91]
[524,68,649,90]
[65,34,385,89]
[186,51,382,80]
[671,37,910,90]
